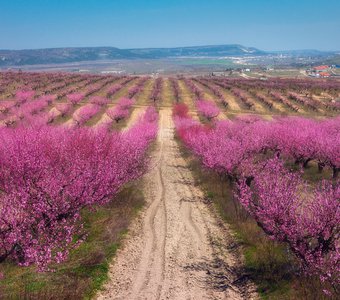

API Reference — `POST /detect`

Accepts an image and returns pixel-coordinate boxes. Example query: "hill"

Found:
[0,44,264,66]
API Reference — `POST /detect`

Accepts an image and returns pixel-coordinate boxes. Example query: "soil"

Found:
[96,108,257,300]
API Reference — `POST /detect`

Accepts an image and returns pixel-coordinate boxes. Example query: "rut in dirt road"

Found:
[97,108,257,300]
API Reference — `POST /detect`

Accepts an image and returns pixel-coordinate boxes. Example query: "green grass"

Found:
[0,182,144,299]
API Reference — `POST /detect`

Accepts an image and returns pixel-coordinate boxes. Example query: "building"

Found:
[307,65,332,78]
[313,65,329,72]
[319,72,331,78]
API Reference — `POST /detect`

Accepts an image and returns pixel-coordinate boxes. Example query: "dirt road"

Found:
[96,108,257,300]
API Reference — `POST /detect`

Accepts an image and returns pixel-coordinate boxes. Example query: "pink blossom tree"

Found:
[106,106,130,123]
[73,104,100,126]
[236,158,339,292]
[15,90,35,104]
[196,99,220,120]
[55,103,72,117]
[90,96,109,106]
[66,93,85,105]
[0,107,158,270]
[106,97,135,123]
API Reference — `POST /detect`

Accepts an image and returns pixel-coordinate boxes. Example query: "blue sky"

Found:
[1,0,339,50]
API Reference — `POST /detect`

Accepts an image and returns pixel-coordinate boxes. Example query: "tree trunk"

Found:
[318,162,325,173]
[0,244,17,263]
[303,158,312,168]
[332,167,339,179]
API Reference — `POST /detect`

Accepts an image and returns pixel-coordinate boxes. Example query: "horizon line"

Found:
[0,44,339,53]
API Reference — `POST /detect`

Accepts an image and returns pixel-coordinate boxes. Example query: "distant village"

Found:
[211,64,340,79]
[306,65,339,78]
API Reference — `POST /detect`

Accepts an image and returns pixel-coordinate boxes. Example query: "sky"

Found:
[1,0,339,51]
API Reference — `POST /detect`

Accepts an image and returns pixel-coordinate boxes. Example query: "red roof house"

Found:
[313,65,329,71]
[319,72,331,78]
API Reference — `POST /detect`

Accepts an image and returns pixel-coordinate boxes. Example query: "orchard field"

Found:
[0,71,339,299]
[1,72,339,126]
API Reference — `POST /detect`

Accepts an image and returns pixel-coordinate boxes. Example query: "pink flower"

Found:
[67,93,85,105]
[196,99,220,120]
[0,106,158,270]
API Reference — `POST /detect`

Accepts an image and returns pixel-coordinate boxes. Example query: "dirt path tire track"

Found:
[96,108,257,300]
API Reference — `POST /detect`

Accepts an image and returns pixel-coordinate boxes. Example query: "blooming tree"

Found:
[0,106,158,270]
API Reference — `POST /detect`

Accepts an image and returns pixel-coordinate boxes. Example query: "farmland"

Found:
[0,71,339,299]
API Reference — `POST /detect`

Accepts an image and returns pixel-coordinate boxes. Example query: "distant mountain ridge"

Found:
[0,44,265,66]
[270,49,337,56]
[127,44,264,57]
[0,45,337,67]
